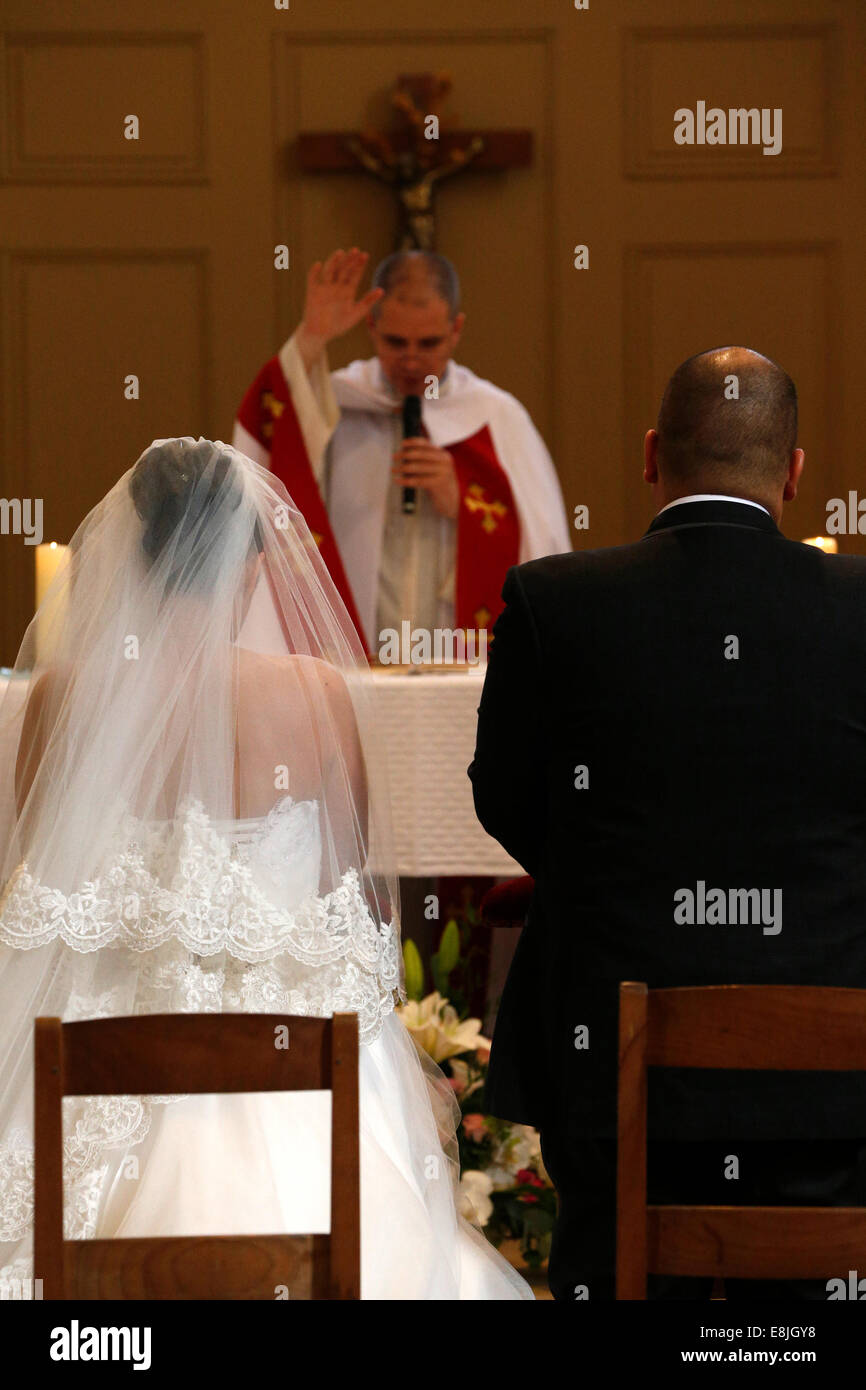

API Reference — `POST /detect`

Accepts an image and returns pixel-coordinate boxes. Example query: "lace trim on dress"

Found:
[0,796,400,974]
[0,796,404,1260]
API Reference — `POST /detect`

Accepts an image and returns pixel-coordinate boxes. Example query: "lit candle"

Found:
[34,542,69,664]
[802,536,838,553]
[35,542,67,607]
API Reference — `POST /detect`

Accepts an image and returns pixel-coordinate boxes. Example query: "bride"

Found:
[0,437,532,1300]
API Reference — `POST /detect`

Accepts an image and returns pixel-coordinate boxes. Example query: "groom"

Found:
[469,346,866,1300]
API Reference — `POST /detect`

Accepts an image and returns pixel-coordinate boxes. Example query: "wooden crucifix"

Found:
[296,72,533,250]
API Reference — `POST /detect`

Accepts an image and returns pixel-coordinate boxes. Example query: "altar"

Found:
[368,664,520,878]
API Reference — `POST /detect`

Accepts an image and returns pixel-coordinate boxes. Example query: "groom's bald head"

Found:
[656,347,798,489]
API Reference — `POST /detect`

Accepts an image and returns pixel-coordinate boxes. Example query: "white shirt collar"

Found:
[657,493,771,519]
[374,359,453,402]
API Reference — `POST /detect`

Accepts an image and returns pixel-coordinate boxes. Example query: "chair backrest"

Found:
[34,1012,360,1299]
[616,983,866,1299]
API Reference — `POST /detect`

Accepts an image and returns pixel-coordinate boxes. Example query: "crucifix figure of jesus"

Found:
[297,72,532,250]
[345,133,486,251]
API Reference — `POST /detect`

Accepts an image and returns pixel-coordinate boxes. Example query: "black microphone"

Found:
[401,394,423,515]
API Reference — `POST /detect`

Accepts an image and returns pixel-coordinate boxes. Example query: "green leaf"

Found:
[431,959,448,998]
[402,938,425,1001]
[438,918,461,974]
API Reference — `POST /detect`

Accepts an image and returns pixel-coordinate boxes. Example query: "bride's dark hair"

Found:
[129,438,264,582]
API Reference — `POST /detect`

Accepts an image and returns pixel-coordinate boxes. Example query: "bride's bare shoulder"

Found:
[236,648,353,705]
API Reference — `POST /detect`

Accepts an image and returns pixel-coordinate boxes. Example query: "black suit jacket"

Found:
[469,499,866,1141]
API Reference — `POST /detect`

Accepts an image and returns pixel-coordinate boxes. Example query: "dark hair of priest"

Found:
[656,346,798,489]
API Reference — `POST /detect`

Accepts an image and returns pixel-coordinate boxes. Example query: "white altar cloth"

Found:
[370,666,521,878]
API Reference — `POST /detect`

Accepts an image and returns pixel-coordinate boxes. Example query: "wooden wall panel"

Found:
[0,250,209,657]
[623,24,838,179]
[623,241,838,538]
[0,32,207,183]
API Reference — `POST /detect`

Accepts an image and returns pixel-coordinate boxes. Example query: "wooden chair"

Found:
[34,1012,360,1300]
[616,983,866,1299]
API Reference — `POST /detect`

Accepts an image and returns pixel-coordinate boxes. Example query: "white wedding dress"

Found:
[0,438,533,1301]
[2,794,530,1300]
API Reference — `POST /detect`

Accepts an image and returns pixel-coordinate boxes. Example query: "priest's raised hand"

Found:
[298,248,460,518]
[296,248,384,372]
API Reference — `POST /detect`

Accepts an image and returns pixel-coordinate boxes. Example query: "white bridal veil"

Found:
[0,438,474,1290]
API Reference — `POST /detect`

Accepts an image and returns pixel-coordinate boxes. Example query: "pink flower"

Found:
[462,1113,487,1142]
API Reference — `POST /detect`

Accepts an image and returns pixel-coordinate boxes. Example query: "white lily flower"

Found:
[397,990,490,1063]
[458,1169,494,1227]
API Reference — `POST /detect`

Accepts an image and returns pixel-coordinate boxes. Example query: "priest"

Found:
[233,247,571,655]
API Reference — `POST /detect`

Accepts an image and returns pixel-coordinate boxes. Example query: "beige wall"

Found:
[1,1,864,662]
